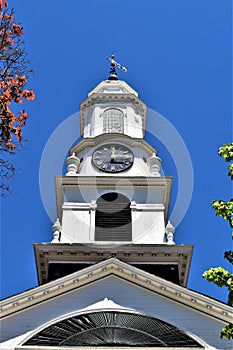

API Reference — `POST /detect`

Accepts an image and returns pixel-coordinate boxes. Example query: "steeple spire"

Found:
[106,54,127,80]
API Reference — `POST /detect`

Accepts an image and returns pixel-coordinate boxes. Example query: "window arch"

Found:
[23,310,203,347]
[95,192,132,241]
[103,108,124,133]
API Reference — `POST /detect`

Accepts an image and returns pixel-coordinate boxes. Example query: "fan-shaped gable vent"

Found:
[23,311,203,347]
[95,192,132,241]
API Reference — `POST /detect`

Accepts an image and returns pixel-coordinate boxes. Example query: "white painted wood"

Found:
[60,199,166,244]
[80,80,146,139]
[1,277,231,349]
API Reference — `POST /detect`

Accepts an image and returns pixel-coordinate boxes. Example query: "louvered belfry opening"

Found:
[95,192,132,241]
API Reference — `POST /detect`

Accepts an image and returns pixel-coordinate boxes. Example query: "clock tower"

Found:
[3,59,232,350]
[34,59,193,287]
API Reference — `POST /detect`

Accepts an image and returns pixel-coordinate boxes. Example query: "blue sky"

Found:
[1,0,232,302]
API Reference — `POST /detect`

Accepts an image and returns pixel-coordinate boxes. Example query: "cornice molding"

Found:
[70,134,158,155]
[1,258,232,324]
[55,175,172,222]
[33,243,193,286]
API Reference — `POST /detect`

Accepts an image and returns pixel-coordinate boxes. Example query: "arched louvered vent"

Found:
[95,192,132,241]
[23,310,203,347]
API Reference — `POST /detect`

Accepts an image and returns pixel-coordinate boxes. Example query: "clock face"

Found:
[92,144,134,173]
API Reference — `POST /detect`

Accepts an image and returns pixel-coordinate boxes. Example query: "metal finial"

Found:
[106,54,127,80]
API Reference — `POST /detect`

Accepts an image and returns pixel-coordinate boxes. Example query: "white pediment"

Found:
[1,259,232,349]
[1,258,232,322]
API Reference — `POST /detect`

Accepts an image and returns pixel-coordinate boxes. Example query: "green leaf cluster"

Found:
[212,200,233,229]
[218,143,233,179]
[202,267,233,305]
[218,143,233,162]
[221,324,233,340]
[202,143,233,340]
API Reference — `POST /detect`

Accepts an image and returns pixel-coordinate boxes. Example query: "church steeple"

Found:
[34,67,193,288]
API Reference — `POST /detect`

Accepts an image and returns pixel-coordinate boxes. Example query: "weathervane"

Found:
[106,54,127,80]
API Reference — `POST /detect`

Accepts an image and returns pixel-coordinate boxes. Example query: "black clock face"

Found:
[92,144,134,173]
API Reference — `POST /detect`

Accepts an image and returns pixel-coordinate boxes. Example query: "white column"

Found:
[130,201,137,242]
[89,200,97,242]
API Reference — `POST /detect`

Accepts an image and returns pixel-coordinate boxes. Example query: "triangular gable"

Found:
[1,258,232,323]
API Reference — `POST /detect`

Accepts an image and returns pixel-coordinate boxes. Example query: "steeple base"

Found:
[34,243,193,287]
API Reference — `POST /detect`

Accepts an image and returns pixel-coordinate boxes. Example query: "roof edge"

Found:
[0,258,232,323]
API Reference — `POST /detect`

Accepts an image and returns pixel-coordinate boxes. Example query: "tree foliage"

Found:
[218,143,233,180]
[0,0,35,195]
[202,143,233,340]
[202,267,233,306]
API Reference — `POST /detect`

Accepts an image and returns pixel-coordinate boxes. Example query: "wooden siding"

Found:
[1,276,232,349]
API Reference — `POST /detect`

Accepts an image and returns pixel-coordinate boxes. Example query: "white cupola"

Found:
[80,79,147,139]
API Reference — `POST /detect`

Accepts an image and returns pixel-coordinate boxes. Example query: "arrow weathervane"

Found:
[106,54,127,80]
